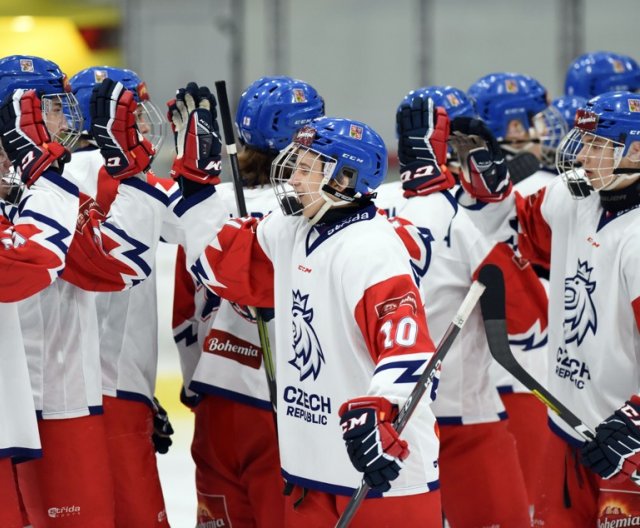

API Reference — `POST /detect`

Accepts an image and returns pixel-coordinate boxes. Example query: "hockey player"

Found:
[69,65,175,528]
[173,87,443,525]
[0,55,167,528]
[0,57,81,528]
[444,73,555,514]
[565,51,640,99]
[378,86,532,527]
[452,90,640,526]
[172,75,324,527]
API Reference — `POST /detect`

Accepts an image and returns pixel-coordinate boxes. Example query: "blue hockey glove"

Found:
[581,396,640,481]
[339,396,410,492]
[396,96,451,193]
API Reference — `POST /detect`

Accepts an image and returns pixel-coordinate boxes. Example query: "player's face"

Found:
[288,148,326,218]
[576,134,617,190]
[43,99,67,138]
[135,105,151,135]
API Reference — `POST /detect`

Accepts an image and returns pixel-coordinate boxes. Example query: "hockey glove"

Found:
[168,82,222,186]
[90,78,155,179]
[339,396,409,492]
[396,96,452,194]
[581,396,640,481]
[0,89,70,186]
[152,397,174,455]
[449,117,511,202]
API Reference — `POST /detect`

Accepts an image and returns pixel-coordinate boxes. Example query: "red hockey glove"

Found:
[152,397,174,455]
[581,396,640,483]
[0,89,70,186]
[168,82,222,186]
[449,116,512,202]
[396,96,453,195]
[90,78,155,179]
[339,396,410,492]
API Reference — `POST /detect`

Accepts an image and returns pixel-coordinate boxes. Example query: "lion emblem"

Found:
[564,260,597,346]
[289,290,325,381]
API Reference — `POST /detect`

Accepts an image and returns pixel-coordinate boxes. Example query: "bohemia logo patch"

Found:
[375,291,419,318]
[289,290,325,381]
[564,260,597,346]
[197,495,232,527]
[598,503,640,527]
[204,329,262,369]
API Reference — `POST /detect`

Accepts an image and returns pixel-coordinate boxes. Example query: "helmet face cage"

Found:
[533,105,569,166]
[556,128,626,199]
[40,92,83,150]
[270,143,336,217]
[0,144,24,204]
[135,99,165,151]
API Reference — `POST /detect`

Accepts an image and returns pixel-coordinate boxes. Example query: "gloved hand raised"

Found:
[0,89,70,186]
[339,396,410,492]
[90,78,155,179]
[449,116,511,202]
[167,82,222,186]
[581,396,640,483]
[396,95,451,193]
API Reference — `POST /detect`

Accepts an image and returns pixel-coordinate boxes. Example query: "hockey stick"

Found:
[336,280,486,528]
[478,263,594,441]
[214,80,278,413]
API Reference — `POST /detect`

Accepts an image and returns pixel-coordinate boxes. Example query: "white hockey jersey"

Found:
[455,170,552,394]
[376,181,506,424]
[185,201,440,497]
[19,149,167,418]
[175,183,277,409]
[517,176,640,445]
[0,171,79,458]
[97,176,185,406]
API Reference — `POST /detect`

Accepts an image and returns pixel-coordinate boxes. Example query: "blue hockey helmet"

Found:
[271,116,387,222]
[565,51,640,98]
[236,76,325,153]
[396,85,476,133]
[533,95,588,166]
[69,66,165,150]
[0,55,83,149]
[556,91,640,198]
[468,72,548,141]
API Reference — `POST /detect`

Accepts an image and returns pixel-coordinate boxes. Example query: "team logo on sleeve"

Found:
[563,260,597,346]
[289,290,325,381]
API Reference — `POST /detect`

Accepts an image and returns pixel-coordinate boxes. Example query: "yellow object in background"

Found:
[0,15,122,76]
